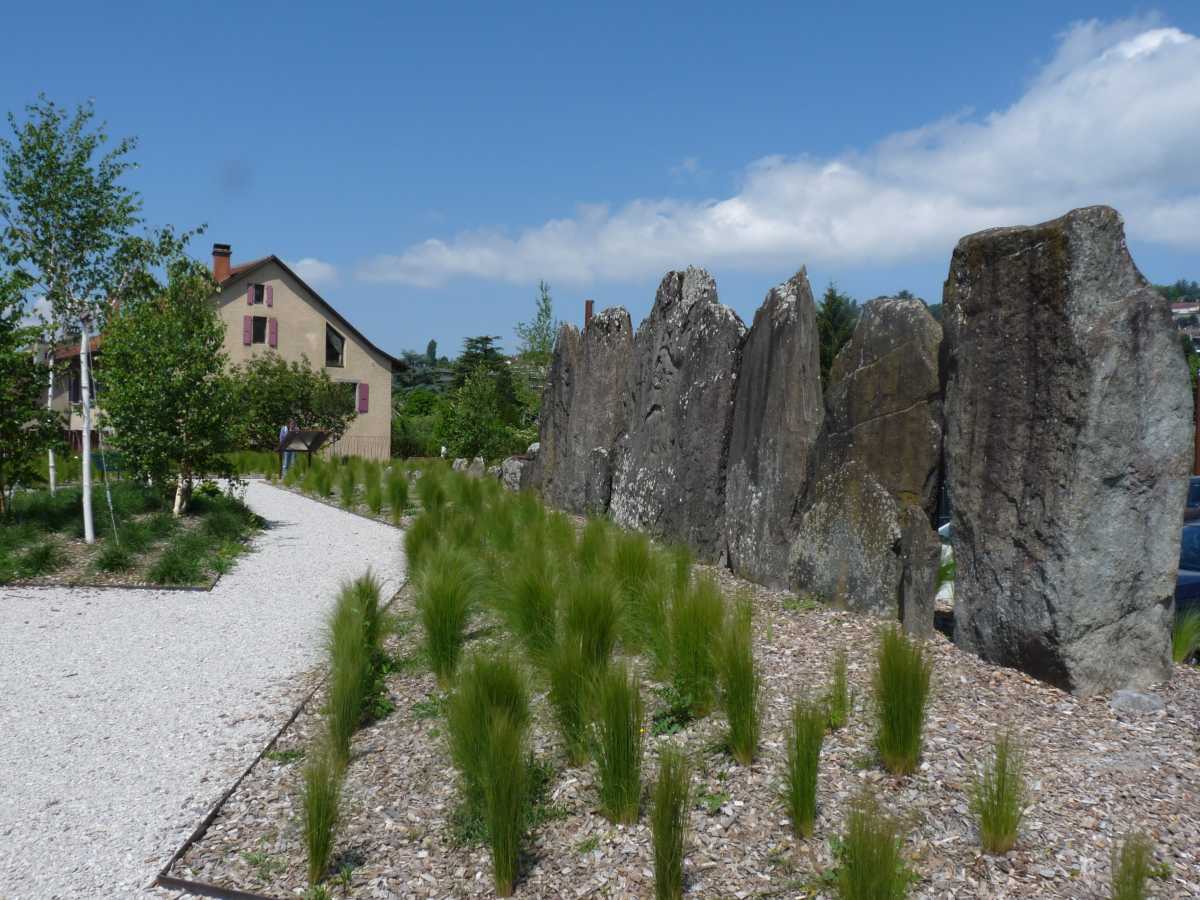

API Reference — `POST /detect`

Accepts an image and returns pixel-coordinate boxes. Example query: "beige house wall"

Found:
[213,260,393,459]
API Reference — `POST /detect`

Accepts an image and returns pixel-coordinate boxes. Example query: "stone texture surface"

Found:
[943,205,1191,695]
[724,269,824,587]
[499,456,527,492]
[528,309,633,513]
[609,268,745,559]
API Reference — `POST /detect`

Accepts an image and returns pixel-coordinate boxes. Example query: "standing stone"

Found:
[943,205,1191,694]
[610,268,746,559]
[529,309,633,514]
[725,269,824,586]
[789,297,943,634]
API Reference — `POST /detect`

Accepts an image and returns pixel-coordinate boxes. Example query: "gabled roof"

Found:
[219,255,405,372]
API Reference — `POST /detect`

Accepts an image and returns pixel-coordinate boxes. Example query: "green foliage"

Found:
[495,548,558,661]
[591,663,644,824]
[970,730,1027,854]
[1110,832,1154,900]
[94,543,134,573]
[515,280,558,365]
[101,258,236,505]
[817,281,860,385]
[386,468,409,524]
[836,792,911,900]
[576,517,611,573]
[546,635,593,767]
[416,543,475,684]
[784,697,825,839]
[229,353,357,451]
[1153,278,1200,302]
[146,531,208,584]
[364,478,383,515]
[670,575,724,717]
[827,648,851,730]
[324,579,380,764]
[718,598,760,764]
[482,712,527,897]
[404,507,442,574]
[20,541,63,577]
[873,627,933,775]
[446,654,530,817]
[301,741,343,886]
[563,571,621,670]
[437,363,528,460]
[415,467,447,513]
[1173,609,1200,664]
[337,464,357,509]
[651,747,691,900]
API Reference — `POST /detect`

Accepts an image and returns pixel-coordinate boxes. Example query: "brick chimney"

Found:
[212,243,232,282]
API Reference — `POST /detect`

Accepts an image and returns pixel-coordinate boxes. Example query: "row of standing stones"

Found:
[505,205,1191,698]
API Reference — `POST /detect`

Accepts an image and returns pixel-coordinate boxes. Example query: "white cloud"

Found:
[358,19,1200,288]
[289,257,339,287]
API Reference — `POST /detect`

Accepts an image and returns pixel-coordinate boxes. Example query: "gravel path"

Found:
[0,481,406,899]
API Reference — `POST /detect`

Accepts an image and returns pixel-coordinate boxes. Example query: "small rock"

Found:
[1109,690,1165,714]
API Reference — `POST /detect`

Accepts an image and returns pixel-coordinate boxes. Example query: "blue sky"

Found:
[4,2,1199,357]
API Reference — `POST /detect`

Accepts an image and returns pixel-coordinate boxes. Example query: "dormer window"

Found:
[326,324,345,367]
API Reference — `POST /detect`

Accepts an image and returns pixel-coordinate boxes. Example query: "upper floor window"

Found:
[252,283,265,305]
[326,324,345,367]
[252,316,268,344]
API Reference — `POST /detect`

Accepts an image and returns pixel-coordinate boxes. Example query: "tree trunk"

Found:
[79,323,95,543]
[46,352,57,495]
[173,464,191,517]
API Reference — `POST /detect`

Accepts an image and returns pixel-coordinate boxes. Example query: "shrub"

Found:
[1173,609,1200,664]
[302,741,343,886]
[482,712,527,897]
[447,654,529,816]
[591,663,644,824]
[94,543,134,573]
[827,647,851,730]
[417,544,475,685]
[670,575,724,717]
[970,730,1026,854]
[338,465,357,508]
[651,747,691,900]
[718,598,760,764]
[837,792,910,900]
[1110,832,1154,900]
[386,469,409,524]
[547,635,593,767]
[784,697,825,839]
[873,627,932,775]
[563,572,621,670]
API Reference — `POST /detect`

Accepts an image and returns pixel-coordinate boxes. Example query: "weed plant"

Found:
[873,627,932,775]
[417,543,476,684]
[386,469,409,524]
[827,648,851,730]
[1173,609,1200,664]
[563,571,621,670]
[547,635,593,766]
[591,663,644,824]
[302,741,343,886]
[482,712,527,897]
[784,696,825,838]
[837,791,910,900]
[651,747,690,900]
[1110,832,1153,900]
[718,598,760,764]
[670,575,724,717]
[970,730,1026,854]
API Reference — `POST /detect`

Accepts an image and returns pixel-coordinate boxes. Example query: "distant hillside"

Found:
[1156,279,1200,302]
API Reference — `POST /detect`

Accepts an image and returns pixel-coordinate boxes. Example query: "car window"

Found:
[1181,528,1200,572]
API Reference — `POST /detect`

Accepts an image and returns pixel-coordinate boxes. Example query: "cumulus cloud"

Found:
[358,19,1200,287]
[289,257,339,287]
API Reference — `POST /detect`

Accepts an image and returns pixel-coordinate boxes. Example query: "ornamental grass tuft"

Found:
[651,747,691,900]
[495,548,558,662]
[416,543,475,685]
[302,740,343,886]
[670,575,724,717]
[873,626,932,775]
[546,634,593,767]
[482,712,527,897]
[338,464,357,508]
[718,598,760,764]
[784,696,825,839]
[591,662,644,824]
[325,585,372,764]
[827,647,851,730]
[970,729,1027,854]
[1110,832,1154,900]
[837,791,910,900]
[563,571,621,670]
[1173,609,1200,664]
[386,468,409,524]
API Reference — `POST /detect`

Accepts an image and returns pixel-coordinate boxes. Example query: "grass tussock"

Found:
[416,468,447,513]
[301,741,343,886]
[837,791,911,900]
[325,588,372,764]
[718,597,760,764]
[784,696,825,839]
[416,543,475,685]
[970,729,1027,854]
[482,712,527,897]
[827,647,851,730]
[547,635,594,767]
[563,571,621,670]
[338,465,357,508]
[496,549,558,662]
[576,517,611,573]
[670,575,724,717]
[591,662,644,824]
[1173,609,1200,664]
[651,747,691,900]
[386,469,409,525]
[1110,832,1154,900]
[873,627,933,775]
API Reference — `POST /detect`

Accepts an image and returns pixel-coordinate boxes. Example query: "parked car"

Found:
[1175,522,1200,616]
[1185,477,1200,522]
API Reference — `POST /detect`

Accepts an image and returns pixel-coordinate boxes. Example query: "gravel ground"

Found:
[0,481,406,900]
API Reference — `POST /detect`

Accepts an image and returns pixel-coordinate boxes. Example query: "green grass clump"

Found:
[322,574,387,763]
[146,532,208,585]
[718,598,760,764]
[386,469,409,524]
[416,469,447,513]
[447,654,530,816]
[784,697,825,839]
[302,742,343,886]
[670,575,724,717]
[202,508,248,542]
[94,543,135,573]
[547,636,593,766]
[364,479,383,516]
[563,572,621,670]
[338,465,357,508]
[827,647,851,730]
[873,627,933,775]
[591,663,644,824]
[651,747,690,900]
[496,551,558,662]
[1173,609,1200,664]
[970,730,1026,854]
[837,792,910,900]
[576,517,611,573]
[416,543,475,685]
[482,712,528,897]
[403,508,442,574]
[20,541,64,577]
[1110,832,1154,900]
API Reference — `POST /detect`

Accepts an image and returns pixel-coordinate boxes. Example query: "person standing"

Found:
[279,418,298,475]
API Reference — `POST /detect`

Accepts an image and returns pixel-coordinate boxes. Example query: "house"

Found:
[211,243,400,459]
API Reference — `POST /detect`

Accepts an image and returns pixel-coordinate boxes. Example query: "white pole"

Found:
[79,317,95,544]
[46,348,57,494]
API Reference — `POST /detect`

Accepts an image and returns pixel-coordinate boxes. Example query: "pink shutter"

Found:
[357,382,369,413]
[246,284,254,306]
[242,315,252,345]
[265,284,273,307]
[268,317,278,348]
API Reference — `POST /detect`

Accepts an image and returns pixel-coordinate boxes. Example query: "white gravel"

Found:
[0,481,406,899]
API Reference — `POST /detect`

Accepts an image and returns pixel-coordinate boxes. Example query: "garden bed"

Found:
[0,482,264,589]
[165,552,1200,897]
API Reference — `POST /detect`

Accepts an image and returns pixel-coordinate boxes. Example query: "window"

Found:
[252,283,265,305]
[252,316,267,344]
[340,381,358,412]
[326,323,345,367]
